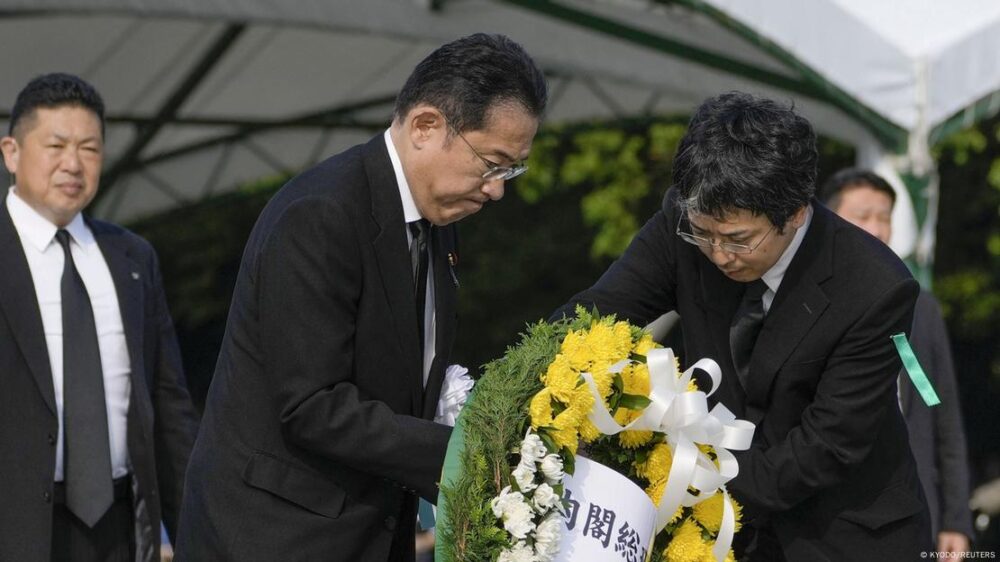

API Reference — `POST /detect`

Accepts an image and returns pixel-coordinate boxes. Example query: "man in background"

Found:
[0,73,198,562]
[821,168,973,556]
[175,34,546,561]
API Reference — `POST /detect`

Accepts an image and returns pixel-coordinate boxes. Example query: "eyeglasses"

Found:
[676,218,775,254]
[455,130,528,181]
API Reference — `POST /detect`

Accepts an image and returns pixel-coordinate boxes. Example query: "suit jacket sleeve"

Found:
[146,245,199,541]
[255,196,449,502]
[731,277,919,514]
[915,292,974,537]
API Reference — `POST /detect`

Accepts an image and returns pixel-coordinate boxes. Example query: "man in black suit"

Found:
[556,92,931,560]
[174,34,547,562]
[0,74,198,562]
[821,168,973,556]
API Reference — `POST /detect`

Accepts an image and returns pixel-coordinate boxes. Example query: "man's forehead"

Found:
[686,208,764,229]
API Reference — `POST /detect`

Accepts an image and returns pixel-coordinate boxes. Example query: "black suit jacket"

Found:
[557,189,930,560]
[902,290,973,539]
[0,201,198,562]
[175,136,455,562]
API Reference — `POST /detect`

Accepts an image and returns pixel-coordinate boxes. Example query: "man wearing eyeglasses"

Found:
[555,91,930,560]
[175,33,546,562]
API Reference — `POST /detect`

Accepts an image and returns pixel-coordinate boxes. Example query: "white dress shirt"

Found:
[760,205,813,314]
[385,130,436,385]
[7,187,132,480]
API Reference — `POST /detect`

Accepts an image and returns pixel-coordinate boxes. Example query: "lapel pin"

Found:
[131,272,140,280]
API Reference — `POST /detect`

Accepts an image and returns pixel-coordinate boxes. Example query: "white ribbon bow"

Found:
[581,348,755,562]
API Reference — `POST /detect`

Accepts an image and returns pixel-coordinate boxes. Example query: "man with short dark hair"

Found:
[821,167,973,557]
[175,33,547,561]
[0,73,198,562]
[556,92,931,560]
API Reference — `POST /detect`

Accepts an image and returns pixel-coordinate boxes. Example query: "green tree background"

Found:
[130,116,999,503]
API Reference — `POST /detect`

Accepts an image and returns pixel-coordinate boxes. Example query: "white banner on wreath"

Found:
[557,456,657,562]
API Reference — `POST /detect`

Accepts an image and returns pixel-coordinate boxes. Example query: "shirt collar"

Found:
[384,129,423,224]
[761,204,812,294]
[6,185,95,252]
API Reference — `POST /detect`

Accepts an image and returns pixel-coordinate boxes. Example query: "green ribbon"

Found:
[891,333,940,407]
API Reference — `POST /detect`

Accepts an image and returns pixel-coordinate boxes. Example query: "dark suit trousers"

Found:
[51,478,134,562]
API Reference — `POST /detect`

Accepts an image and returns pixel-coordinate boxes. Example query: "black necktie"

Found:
[56,230,113,527]
[729,279,768,390]
[409,219,431,349]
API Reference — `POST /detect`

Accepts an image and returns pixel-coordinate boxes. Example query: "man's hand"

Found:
[937,530,969,555]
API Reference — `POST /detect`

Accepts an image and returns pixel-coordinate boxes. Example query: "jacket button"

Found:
[384,515,396,530]
[43,491,52,503]
[47,433,56,445]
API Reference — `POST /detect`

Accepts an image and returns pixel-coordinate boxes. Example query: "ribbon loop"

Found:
[582,347,756,562]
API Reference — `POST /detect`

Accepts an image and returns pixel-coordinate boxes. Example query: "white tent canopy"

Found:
[3,0,1000,270]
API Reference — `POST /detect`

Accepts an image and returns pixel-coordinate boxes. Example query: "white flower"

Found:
[512,462,537,493]
[491,486,524,519]
[498,541,539,562]
[501,499,536,540]
[532,483,560,513]
[492,486,536,540]
[520,431,548,465]
[534,511,564,561]
[539,454,564,484]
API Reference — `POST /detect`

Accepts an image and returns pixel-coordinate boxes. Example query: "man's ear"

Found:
[0,136,19,175]
[406,105,446,148]
[789,204,810,229]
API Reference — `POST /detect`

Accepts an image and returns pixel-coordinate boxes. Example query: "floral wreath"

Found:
[436,308,754,562]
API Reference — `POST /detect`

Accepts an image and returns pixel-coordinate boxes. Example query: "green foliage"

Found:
[933,128,988,166]
[511,120,685,260]
[932,114,1000,464]
[436,316,582,561]
[935,271,1000,338]
[933,116,1000,346]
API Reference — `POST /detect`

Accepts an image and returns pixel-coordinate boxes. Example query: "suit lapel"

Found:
[699,256,748,413]
[363,137,425,415]
[422,226,458,419]
[0,202,57,415]
[744,203,833,412]
[89,219,148,400]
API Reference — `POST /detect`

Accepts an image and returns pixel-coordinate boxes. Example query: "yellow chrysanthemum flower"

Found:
[548,426,579,455]
[618,429,654,449]
[571,384,596,410]
[589,366,614,402]
[529,388,554,428]
[633,333,657,356]
[611,321,634,358]
[664,519,711,562]
[581,322,625,366]
[692,494,743,533]
[620,363,651,397]
[551,407,583,433]
[643,480,684,525]
[542,355,581,400]
[578,419,601,443]
[559,330,591,371]
[636,443,673,483]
